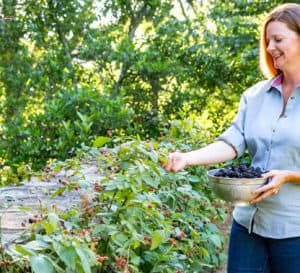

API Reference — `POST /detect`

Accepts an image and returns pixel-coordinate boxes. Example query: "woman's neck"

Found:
[282,71,300,88]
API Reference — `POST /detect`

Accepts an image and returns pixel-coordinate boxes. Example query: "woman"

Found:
[164,3,300,273]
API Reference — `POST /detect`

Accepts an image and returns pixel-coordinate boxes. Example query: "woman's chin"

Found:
[274,62,283,70]
[273,58,285,70]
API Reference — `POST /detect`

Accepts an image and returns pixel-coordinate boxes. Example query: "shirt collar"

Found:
[266,73,283,93]
[271,73,283,87]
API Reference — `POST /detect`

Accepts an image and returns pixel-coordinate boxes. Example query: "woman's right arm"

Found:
[164,140,237,172]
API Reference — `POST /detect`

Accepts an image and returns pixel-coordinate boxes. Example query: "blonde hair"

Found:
[259,3,300,79]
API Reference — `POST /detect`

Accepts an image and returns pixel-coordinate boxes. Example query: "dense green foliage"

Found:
[2,123,228,272]
[0,0,283,173]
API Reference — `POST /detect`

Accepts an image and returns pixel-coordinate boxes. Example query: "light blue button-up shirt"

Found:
[218,74,300,238]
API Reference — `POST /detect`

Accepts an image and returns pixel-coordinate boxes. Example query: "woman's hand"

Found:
[250,170,292,204]
[163,152,189,172]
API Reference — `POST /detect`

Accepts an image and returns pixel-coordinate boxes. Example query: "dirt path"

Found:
[0,163,99,245]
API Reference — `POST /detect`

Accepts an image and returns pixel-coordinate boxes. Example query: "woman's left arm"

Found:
[250,170,300,204]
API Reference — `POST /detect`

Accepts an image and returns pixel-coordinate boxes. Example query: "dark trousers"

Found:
[227,219,300,273]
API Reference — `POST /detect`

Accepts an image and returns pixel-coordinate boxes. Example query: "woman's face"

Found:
[266,21,300,72]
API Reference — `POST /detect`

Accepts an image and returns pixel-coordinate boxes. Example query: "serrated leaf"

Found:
[30,255,55,273]
[15,245,36,256]
[148,152,158,163]
[53,164,63,172]
[75,247,92,273]
[150,230,165,250]
[199,246,210,257]
[111,233,128,247]
[25,240,49,251]
[187,175,201,183]
[51,187,66,198]
[42,222,56,235]
[158,155,168,164]
[93,136,111,148]
[142,172,159,187]
[58,246,77,270]
[209,234,222,248]
[48,212,59,231]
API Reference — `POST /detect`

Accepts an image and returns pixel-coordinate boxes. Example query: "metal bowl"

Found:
[207,169,267,206]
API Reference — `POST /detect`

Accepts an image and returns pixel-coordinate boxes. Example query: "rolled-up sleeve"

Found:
[217,94,247,158]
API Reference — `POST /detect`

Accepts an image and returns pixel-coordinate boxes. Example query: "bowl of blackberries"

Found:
[207,164,268,206]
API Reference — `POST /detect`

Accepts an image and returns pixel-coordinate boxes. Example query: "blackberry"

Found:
[213,164,264,178]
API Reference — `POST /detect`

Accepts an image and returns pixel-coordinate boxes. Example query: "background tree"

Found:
[0,0,283,170]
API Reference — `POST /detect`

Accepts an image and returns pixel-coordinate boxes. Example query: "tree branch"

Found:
[47,0,78,88]
[114,2,151,97]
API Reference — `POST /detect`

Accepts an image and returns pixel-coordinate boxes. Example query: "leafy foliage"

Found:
[2,133,227,272]
[1,86,132,169]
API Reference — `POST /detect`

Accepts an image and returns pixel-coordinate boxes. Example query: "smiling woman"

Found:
[164,3,300,273]
[260,3,300,79]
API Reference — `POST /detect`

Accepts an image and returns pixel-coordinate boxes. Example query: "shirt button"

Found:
[291,96,295,100]
[273,129,276,132]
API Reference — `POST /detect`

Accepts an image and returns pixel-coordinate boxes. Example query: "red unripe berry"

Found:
[179,231,186,238]
[97,256,105,263]
[106,129,112,136]
[168,238,174,243]
[144,235,151,241]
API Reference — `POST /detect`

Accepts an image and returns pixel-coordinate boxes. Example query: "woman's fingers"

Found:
[163,152,187,172]
[250,187,279,204]
[250,183,279,204]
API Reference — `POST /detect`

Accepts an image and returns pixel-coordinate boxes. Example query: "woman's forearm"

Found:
[184,140,237,166]
[164,140,237,172]
[280,170,300,184]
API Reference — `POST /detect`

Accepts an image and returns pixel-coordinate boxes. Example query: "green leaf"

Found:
[142,172,159,187]
[41,222,56,235]
[111,233,129,247]
[30,255,55,273]
[93,136,111,147]
[148,152,158,163]
[158,155,168,164]
[199,246,210,257]
[150,230,165,250]
[209,234,222,248]
[14,245,36,256]
[53,164,63,172]
[58,246,77,270]
[48,212,59,231]
[75,247,92,273]
[187,175,201,183]
[51,187,66,199]
[25,240,50,251]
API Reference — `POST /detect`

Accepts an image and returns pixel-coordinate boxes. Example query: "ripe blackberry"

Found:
[214,164,264,178]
